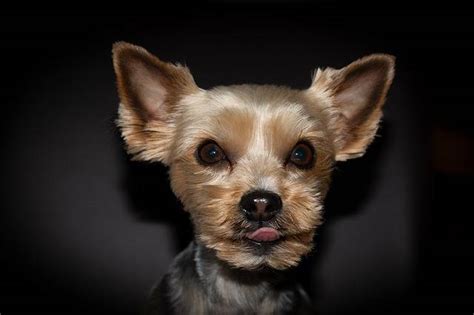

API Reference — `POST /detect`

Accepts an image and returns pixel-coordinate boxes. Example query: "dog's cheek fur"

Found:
[267,152,333,270]
[170,161,258,267]
[170,158,262,269]
[169,157,244,237]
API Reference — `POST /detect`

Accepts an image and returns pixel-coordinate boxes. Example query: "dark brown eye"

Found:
[288,141,315,169]
[197,141,227,165]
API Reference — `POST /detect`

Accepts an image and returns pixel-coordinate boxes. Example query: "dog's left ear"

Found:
[307,54,395,161]
[112,42,199,164]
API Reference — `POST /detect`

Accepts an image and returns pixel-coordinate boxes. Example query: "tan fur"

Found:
[306,54,395,160]
[113,41,200,164]
[112,42,395,270]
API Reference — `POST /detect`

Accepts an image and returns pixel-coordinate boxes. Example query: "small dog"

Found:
[112,42,395,314]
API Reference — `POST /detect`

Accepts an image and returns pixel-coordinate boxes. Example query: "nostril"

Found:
[239,194,255,215]
[265,193,282,214]
[239,190,282,221]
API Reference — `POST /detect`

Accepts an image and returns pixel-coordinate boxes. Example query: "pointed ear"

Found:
[112,42,199,164]
[308,54,395,161]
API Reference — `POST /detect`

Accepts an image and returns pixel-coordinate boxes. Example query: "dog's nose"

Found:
[239,190,282,222]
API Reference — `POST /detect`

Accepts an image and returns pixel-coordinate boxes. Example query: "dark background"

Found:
[1,3,473,314]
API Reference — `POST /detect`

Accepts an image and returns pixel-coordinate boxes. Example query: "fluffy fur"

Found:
[112,41,395,313]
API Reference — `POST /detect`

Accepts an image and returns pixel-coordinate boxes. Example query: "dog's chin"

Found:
[209,232,314,271]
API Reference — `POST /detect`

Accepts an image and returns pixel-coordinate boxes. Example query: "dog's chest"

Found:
[176,279,294,315]
[210,272,294,313]
[152,242,301,315]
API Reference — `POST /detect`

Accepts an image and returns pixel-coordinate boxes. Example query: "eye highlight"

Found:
[196,140,227,166]
[288,141,316,169]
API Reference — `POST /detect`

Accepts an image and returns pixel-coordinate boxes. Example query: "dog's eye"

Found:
[288,141,315,169]
[197,141,227,165]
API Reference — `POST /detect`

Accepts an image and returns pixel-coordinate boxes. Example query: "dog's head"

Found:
[112,42,394,270]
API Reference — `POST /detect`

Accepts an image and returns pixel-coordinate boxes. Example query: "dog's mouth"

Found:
[245,227,281,243]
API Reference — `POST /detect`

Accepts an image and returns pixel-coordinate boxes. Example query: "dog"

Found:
[112,42,395,314]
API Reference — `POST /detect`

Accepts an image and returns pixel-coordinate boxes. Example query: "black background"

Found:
[1,3,473,314]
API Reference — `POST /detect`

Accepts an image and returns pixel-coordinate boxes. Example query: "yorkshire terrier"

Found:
[112,42,395,314]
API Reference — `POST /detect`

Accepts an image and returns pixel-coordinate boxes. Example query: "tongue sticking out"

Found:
[246,227,280,242]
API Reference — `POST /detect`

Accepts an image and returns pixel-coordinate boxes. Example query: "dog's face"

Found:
[112,42,394,270]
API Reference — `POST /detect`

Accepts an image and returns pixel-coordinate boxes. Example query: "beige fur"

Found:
[112,42,395,270]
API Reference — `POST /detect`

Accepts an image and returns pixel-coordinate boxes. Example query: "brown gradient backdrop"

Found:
[1,4,473,314]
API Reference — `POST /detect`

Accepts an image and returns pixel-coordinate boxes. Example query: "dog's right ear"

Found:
[112,42,199,164]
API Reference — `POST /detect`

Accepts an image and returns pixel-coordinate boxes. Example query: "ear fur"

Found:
[308,54,395,161]
[112,42,199,164]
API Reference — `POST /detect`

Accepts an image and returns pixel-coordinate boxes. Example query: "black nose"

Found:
[239,190,282,222]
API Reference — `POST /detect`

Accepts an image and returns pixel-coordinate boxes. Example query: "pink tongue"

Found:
[247,227,280,242]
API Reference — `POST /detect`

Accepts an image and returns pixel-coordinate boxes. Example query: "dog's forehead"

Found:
[175,85,327,158]
[181,84,314,122]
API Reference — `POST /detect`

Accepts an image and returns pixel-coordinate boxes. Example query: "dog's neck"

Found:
[146,241,313,314]
[193,241,303,312]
